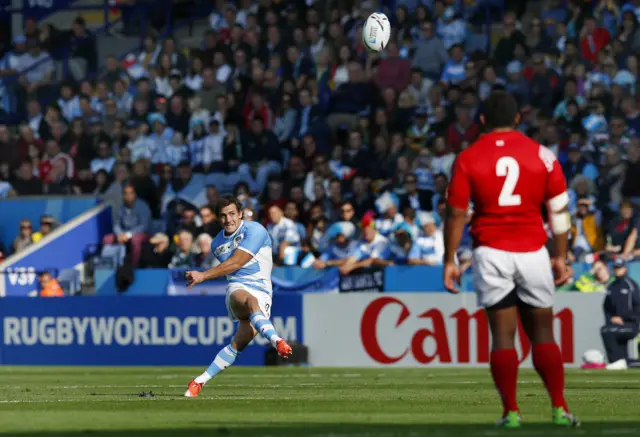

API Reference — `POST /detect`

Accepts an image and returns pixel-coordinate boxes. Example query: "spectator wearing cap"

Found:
[504,61,530,105]
[412,21,449,80]
[147,113,174,165]
[339,214,391,276]
[601,258,640,370]
[581,15,611,64]
[103,183,151,267]
[385,223,414,265]
[374,192,404,238]
[408,212,444,265]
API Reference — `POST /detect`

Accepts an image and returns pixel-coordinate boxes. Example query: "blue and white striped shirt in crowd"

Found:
[113,92,133,114]
[147,127,175,164]
[166,144,189,167]
[320,241,358,262]
[189,138,206,167]
[582,114,608,137]
[375,213,405,238]
[410,231,445,265]
[91,97,108,115]
[202,133,225,166]
[440,58,467,85]
[353,233,390,261]
[267,217,301,255]
[127,136,155,164]
[57,96,82,121]
[414,167,435,192]
[437,19,466,49]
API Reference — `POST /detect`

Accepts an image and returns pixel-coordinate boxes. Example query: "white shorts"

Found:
[225,283,273,321]
[472,246,554,309]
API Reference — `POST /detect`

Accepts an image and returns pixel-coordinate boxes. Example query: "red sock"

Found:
[532,343,568,412]
[490,349,519,416]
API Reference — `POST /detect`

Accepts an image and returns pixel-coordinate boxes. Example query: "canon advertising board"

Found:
[304,293,604,368]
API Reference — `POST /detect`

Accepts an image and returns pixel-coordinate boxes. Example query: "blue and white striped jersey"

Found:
[267,217,301,255]
[211,220,273,296]
[354,233,390,261]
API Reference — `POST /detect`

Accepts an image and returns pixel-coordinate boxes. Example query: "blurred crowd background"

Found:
[0,0,639,286]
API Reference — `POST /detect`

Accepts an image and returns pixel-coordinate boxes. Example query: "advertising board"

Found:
[0,295,302,365]
[304,293,603,368]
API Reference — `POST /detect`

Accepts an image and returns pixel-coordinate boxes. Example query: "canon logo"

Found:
[360,297,574,365]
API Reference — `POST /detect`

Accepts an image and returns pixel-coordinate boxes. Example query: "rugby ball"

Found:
[363,12,391,53]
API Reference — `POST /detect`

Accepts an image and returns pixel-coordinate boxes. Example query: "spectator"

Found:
[67,16,97,80]
[18,42,54,110]
[195,233,216,269]
[267,203,301,264]
[38,271,64,297]
[601,259,640,370]
[581,15,611,64]
[606,201,638,259]
[12,218,33,254]
[32,215,56,243]
[102,183,151,267]
[339,215,391,276]
[571,198,605,261]
[412,22,449,80]
[139,232,173,269]
[11,160,42,195]
[408,212,445,265]
[169,230,195,268]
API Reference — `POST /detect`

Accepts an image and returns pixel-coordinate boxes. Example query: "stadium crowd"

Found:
[0,0,639,281]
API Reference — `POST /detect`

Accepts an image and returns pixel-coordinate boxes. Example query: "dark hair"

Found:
[482,90,519,130]
[215,196,243,216]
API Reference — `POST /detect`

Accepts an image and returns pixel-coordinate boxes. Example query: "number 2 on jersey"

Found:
[496,156,522,206]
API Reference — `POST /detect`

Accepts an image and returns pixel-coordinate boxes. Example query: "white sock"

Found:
[194,371,212,385]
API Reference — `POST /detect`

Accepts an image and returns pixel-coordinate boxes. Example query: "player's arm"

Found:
[443,156,471,293]
[542,146,572,284]
[192,249,253,284]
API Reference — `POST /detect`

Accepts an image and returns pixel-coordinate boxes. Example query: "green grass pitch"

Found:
[0,367,638,436]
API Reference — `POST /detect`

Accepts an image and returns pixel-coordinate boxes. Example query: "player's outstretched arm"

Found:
[443,204,466,293]
[186,250,253,288]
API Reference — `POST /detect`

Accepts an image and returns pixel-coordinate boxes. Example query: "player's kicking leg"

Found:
[185,319,256,397]
[185,289,292,397]
[519,304,580,427]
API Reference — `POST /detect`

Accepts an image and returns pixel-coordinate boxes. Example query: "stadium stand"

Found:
[0,0,639,295]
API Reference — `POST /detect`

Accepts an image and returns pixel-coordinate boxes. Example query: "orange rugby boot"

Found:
[184,379,203,397]
[276,339,293,359]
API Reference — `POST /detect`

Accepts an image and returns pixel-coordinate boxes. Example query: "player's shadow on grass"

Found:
[4,422,640,437]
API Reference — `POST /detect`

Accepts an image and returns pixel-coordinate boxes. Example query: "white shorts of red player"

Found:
[472,246,554,308]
